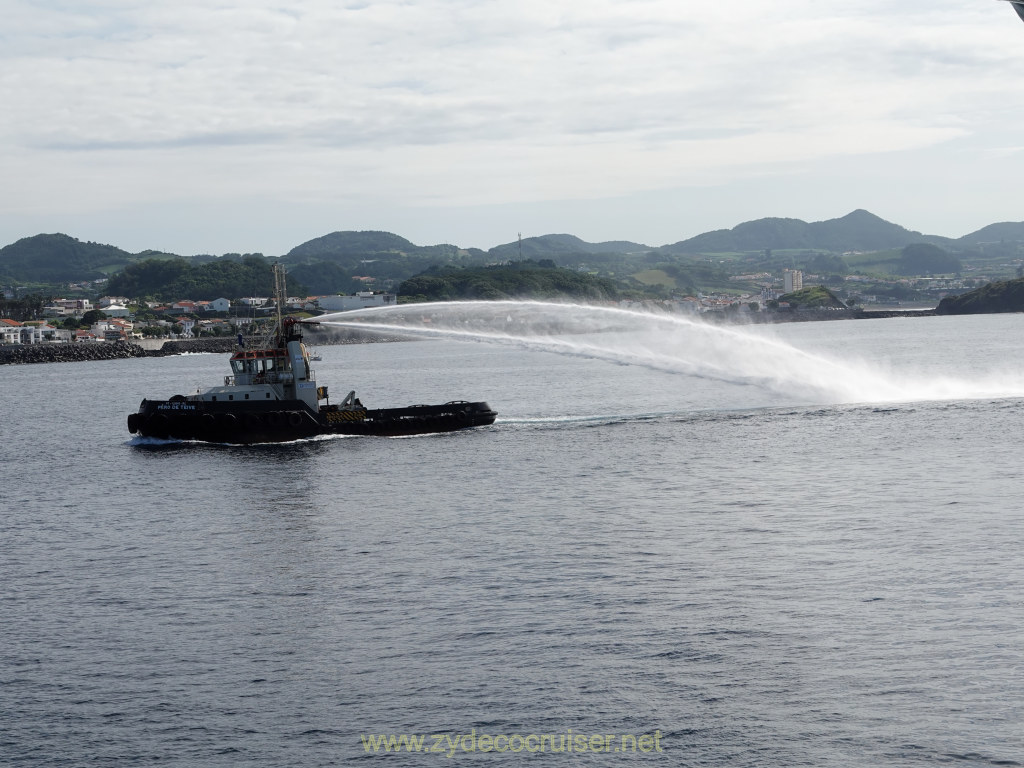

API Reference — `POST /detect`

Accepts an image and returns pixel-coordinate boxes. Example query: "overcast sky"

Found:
[2,0,1023,255]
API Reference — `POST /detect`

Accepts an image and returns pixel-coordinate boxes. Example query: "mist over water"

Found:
[314,300,1024,405]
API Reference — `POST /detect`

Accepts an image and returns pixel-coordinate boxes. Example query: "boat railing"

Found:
[222,372,296,387]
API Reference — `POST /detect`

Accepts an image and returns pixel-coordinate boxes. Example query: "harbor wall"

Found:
[0,338,238,366]
[0,329,408,365]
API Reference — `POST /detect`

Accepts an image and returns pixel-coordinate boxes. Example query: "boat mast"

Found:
[273,263,287,341]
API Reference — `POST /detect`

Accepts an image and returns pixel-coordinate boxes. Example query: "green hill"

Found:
[895,243,961,276]
[957,222,1024,245]
[936,277,1024,315]
[106,256,308,301]
[4,211,1022,293]
[661,210,955,255]
[282,230,488,290]
[487,234,650,261]
[398,261,623,302]
[0,233,134,283]
[778,285,847,309]
[285,230,483,262]
[286,230,420,257]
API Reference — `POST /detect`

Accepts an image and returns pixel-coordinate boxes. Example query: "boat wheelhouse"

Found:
[127,266,496,443]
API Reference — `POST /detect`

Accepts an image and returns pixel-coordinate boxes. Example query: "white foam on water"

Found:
[313,300,1024,405]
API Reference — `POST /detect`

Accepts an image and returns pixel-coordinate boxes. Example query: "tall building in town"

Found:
[783,269,803,293]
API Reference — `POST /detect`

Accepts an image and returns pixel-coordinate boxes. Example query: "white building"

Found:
[41,326,72,343]
[91,319,134,339]
[784,269,803,293]
[317,292,396,312]
[1,319,23,344]
[11,323,71,344]
[98,296,130,308]
[44,298,93,317]
[59,298,92,312]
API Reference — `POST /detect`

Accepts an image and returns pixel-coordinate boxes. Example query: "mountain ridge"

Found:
[660,210,958,254]
[4,211,1024,286]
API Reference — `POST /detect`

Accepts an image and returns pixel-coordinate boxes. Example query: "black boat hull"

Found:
[128,398,497,443]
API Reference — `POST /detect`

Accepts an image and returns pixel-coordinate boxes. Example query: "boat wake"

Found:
[126,436,182,447]
[126,428,479,449]
[313,300,1024,405]
[498,412,670,427]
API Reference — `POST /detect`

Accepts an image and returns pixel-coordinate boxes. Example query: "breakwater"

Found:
[0,338,240,365]
[0,328,408,366]
[0,341,150,365]
[856,309,937,319]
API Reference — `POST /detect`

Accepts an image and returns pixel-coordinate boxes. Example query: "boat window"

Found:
[231,359,245,374]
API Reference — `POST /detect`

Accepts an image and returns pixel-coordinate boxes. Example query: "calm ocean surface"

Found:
[2,312,1023,767]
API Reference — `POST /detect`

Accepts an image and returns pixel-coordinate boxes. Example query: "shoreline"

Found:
[0,310,942,366]
[0,328,410,366]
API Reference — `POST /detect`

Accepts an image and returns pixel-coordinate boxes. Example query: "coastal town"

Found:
[0,265,994,349]
[0,290,397,347]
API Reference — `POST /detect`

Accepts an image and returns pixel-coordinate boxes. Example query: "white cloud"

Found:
[2,0,1023,252]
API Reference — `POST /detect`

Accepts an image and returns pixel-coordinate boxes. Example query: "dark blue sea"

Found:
[2,310,1023,767]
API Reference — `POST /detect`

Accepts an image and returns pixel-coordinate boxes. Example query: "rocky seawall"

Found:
[856,309,936,319]
[153,338,241,356]
[0,338,241,365]
[0,341,151,365]
[1,329,409,366]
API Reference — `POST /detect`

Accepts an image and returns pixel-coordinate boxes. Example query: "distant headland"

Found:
[936,277,1024,315]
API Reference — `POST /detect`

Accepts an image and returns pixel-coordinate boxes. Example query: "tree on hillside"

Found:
[897,243,961,276]
[0,295,48,321]
[106,258,190,297]
[287,260,359,294]
[81,309,108,325]
[803,253,849,274]
[106,257,307,300]
[0,234,132,282]
[397,263,622,302]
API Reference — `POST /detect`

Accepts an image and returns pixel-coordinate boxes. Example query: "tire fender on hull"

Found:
[148,413,171,438]
[217,413,238,431]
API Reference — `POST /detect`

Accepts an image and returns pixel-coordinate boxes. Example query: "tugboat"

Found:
[127,266,497,443]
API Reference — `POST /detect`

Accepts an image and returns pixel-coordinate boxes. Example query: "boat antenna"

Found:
[273,262,287,342]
